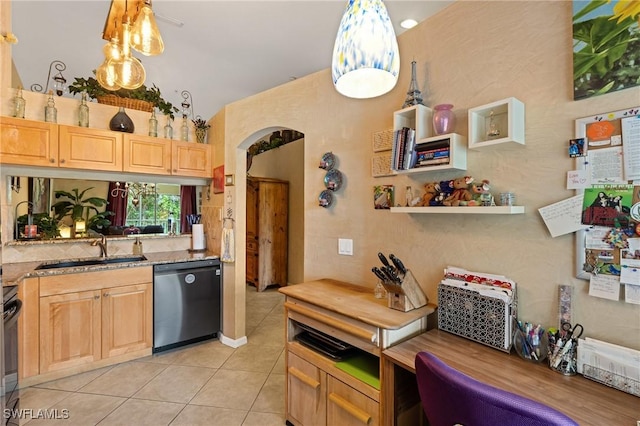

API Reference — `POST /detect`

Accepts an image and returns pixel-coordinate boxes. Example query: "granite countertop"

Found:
[1,250,220,287]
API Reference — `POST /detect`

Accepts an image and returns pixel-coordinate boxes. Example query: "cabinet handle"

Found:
[103,293,109,297]
[94,295,100,300]
[288,366,320,390]
[60,159,65,164]
[49,158,55,163]
[284,302,377,343]
[328,393,372,424]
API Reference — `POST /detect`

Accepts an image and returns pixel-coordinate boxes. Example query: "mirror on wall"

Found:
[10,176,202,240]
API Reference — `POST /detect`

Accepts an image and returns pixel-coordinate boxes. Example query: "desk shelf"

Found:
[390,206,525,214]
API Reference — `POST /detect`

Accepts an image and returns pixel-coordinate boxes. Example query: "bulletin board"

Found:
[575,106,640,280]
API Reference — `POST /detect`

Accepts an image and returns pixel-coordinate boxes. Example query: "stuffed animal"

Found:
[443,176,474,206]
[433,180,454,206]
[418,182,440,206]
[469,179,495,206]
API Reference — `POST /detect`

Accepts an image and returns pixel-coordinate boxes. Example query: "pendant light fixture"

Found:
[112,14,146,89]
[331,0,400,99]
[130,0,164,56]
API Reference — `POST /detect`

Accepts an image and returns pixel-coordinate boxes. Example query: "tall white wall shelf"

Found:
[468,97,525,148]
[390,206,525,214]
[393,104,432,140]
[393,133,467,174]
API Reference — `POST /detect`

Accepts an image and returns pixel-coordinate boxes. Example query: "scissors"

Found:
[561,322,584,340]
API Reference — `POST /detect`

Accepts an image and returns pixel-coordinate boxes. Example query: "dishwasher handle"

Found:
[153,259,220,273]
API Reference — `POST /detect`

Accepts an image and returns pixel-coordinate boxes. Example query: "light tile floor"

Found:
[18,286,286,426]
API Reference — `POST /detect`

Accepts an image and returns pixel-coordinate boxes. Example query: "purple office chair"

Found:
[415,352,579,426]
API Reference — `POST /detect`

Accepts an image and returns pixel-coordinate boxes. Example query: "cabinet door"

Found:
[287,352,326,426]
[327,376,379,426]
[58,125,123,171]
[171,140,211,177]
[246,178,260,287]
[39,290,102,373]
[102,283,152,358]
[123,134,172,175]
[0,117,58,166]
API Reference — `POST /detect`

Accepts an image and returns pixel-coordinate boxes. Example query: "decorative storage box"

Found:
[437,282,517,352]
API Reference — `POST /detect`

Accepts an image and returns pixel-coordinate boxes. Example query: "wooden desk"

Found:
[382,330,639,426]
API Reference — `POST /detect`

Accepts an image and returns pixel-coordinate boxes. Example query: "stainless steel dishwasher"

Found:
[153,259,221,353]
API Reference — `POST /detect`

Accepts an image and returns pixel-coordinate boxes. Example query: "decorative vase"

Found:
[109,107,134,133]
[433,104,455,135]
[195,128,207,144]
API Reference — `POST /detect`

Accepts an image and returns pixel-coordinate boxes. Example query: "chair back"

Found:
[415,351,579,426]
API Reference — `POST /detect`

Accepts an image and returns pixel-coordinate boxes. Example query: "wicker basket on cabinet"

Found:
[96,95,154,112]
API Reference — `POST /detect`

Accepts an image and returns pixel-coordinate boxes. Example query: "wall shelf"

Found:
[468,97,525,148]
[390,206,525,214]
[393,104,433,140]
[393,133,467,174]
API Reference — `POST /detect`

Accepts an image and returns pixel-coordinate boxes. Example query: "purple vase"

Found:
[433,104,455,135]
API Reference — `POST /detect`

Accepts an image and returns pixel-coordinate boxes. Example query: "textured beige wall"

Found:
[219,1,640,349]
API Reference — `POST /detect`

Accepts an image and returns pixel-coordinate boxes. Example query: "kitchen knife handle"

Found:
[371,267,387,282]
[389,254,407,275]
[378,252,391,268]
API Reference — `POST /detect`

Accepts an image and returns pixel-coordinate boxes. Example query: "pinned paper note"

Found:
[567,170,590,189]
[538,194,589,238]
[589,274,621,301]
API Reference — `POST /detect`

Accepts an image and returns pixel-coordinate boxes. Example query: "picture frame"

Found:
[224,174,235,186]
[213,165,224,194]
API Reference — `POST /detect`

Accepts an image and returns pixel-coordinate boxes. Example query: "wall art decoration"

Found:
[373,185,394,209]
[213,165,224,194]
[573,1,640,100]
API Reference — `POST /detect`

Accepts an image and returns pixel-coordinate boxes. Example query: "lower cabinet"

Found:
[20,267,153,384]
[287,351,379,426]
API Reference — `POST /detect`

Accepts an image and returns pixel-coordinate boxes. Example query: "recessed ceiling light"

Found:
[400,19,418,29]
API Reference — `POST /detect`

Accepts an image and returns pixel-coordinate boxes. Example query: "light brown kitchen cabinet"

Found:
[123,134,172,175]
[0,116,58,167]
[172,140,212,178]
[39,289,102,373]
[58,125,123,171]
[19,267,153,386]
[246,177,288,291]
[280,279,435,426]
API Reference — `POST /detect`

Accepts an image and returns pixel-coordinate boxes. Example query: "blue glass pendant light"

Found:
[331,0,400,99]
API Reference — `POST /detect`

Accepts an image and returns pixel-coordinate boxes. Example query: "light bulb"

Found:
[114,55,146,90]
[102,38,122,61]
[130,3,164,56]
[96,59,121,91]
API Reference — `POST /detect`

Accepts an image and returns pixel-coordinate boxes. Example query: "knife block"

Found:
[382,269,428,312]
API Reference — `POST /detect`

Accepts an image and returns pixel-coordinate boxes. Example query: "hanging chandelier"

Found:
[97,0,164,90]
[331,0,400,99]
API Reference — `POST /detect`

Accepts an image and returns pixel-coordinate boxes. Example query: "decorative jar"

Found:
[109,107,134,133]
[433,104,455,135]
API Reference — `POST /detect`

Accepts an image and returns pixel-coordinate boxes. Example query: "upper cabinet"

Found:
[59,125,122,171]
[0,116,58,167]
[468,97,525,148]
[1,117,212,178]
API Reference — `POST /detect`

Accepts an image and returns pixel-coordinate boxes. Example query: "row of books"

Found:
[391,127,451,170]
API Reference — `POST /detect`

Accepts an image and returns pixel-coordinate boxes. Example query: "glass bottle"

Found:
[13,86,25,118]
[148,110,158,137]
[44,91,57,123]
[180,115,189,141]
[78,92,90,127]
[163,115,173,139]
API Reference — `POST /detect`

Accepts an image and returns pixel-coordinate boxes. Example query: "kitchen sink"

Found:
[35,256,147,270]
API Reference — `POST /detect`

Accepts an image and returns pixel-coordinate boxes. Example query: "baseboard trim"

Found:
[219,333,248,348]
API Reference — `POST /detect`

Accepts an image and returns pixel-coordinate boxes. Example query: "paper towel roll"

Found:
[191,224,206,250]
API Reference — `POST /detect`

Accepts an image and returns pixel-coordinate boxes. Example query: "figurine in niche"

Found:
[487,110,500,138]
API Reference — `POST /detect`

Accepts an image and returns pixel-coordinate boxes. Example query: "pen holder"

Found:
[381,269,428,312]
[513,327,548,363]
[548,338,578,376]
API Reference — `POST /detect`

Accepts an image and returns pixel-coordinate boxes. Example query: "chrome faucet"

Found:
[91,234,108,258]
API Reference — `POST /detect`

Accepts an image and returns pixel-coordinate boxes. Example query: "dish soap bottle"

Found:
[133,237,143,256]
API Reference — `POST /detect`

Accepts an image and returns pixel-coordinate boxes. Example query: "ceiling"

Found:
[11,1,453,121]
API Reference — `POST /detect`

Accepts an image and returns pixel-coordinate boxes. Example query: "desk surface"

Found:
[383,330,639,425]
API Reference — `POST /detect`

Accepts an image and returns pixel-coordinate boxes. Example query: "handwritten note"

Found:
[625,284,640,304]
[622,116,640,180]
[567,170,590,189]
[589,274,620,301]
[588,146,624,184]
[538,194,589,238]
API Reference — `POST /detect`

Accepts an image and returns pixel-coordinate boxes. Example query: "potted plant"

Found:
[69,74,179,119]
[192,117,211,144]
[51,187,114,233]
[16,213,60,240]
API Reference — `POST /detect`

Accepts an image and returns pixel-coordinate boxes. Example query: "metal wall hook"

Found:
[180,90,194,118]
[31,60,67,95]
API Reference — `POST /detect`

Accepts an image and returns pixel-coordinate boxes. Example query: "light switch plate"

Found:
[338,238,353,255]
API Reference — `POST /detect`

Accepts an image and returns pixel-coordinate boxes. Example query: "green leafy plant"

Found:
[16,213,60,240]
[68,74,179,119]
[52,188,113,232]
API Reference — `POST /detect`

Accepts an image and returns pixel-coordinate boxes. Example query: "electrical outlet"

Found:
[338,238,353,255]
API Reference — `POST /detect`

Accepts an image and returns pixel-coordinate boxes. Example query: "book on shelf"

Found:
[391,127,417,171]
[416,157,450,167]
[416,148,449,162]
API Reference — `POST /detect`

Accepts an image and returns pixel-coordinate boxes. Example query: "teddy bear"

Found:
[443,176,474,206]
[418,182,440,206]
[469,179,495,206]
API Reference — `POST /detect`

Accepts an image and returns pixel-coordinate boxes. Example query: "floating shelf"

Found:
[468,97,525,148]
[393,133,467,174]
[393,104,433,140]
[390,206,525,214]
